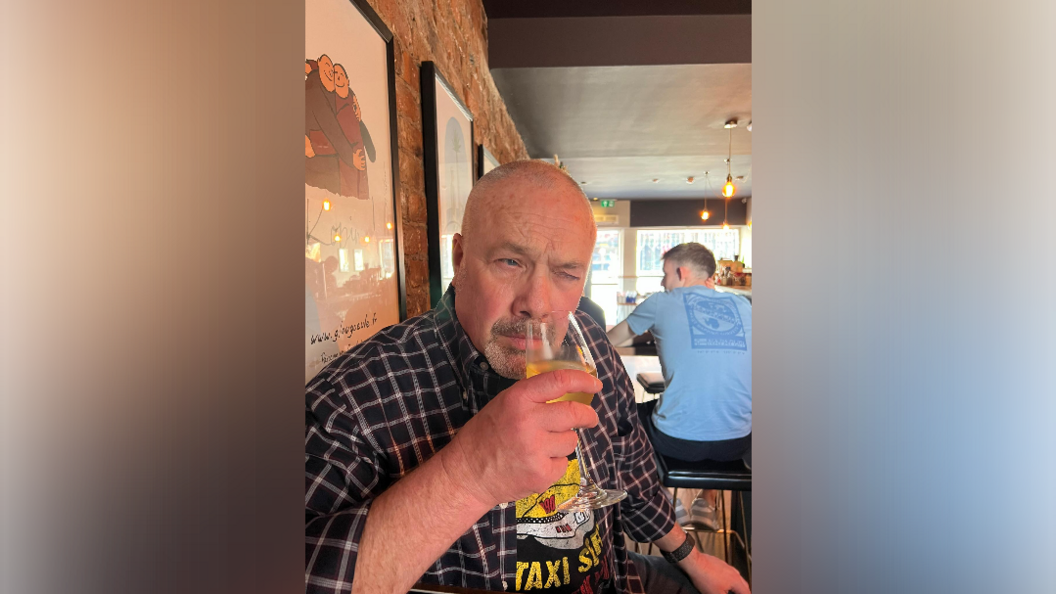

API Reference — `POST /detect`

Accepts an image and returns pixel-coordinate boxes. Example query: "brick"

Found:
[395,43,419,90]
[397,115,423,158]
[406,187,427,221]
[395,82,419,121]
[398,151,424,194]
[407,289,429,318]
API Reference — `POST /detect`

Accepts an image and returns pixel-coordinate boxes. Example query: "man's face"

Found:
[318,55,336,92]
[452,181,596,379]
[661,259,683,292]
[333,64,349,98]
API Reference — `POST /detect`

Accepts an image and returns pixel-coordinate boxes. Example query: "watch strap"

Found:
[661,531,696,564]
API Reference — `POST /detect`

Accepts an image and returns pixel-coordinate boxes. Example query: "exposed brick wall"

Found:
[364,0,529,317]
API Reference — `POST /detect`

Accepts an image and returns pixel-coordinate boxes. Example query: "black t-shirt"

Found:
[513,454,613,594]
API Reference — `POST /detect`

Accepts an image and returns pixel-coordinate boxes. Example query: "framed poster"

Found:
[478,144,499,179]
[304,0,406,383]
[421,62,474,308]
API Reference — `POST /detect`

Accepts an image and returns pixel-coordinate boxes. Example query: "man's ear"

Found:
[452,233,465,277]
[676,266,685,281]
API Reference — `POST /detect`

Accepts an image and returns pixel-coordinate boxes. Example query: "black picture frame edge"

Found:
[477,144,498,180]
[347,0,407,320]
[421,61,475,309]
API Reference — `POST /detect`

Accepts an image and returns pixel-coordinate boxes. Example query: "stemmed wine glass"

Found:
[525,311,628,511]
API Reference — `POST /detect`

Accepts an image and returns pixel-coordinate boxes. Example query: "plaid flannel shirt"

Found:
[306,288,676,593]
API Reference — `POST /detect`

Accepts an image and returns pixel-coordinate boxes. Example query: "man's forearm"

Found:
[653,521,688,553]
[606,320,637,347]
[352,444,495,594]
[653,522,751,594]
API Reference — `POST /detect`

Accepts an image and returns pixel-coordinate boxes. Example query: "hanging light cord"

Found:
[727,127,733,178]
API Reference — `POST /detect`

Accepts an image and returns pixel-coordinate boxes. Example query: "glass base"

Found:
[556,483,628,512]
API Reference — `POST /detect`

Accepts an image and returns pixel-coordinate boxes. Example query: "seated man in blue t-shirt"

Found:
[607,243,751,527]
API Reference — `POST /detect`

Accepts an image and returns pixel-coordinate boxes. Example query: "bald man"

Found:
[305,161,749,594]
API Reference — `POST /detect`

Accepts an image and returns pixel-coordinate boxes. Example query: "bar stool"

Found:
[635,374,752,580]
[653,454,751,576]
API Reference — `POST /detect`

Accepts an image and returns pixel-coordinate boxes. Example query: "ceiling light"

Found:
[723,176,735,198]
[724,119,738,129]
[722,221,730,230]
[651,178,660,183]
[592,197,599,201]
[735,176,745,181]
[687,176,695,184]
[702,172,710,224]
[579,180,588,185]
[723,126,736,198]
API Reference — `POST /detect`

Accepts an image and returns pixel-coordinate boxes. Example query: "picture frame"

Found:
[304,0,406,383]
[478,144,499,179]
[421,62,475,308]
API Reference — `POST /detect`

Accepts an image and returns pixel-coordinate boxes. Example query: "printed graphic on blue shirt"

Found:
[683,292,748,351]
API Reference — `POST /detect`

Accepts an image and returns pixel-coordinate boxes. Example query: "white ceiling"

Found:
[491,63,753,200]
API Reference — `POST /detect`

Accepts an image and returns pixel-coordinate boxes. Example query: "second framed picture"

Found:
[421,62,474,307]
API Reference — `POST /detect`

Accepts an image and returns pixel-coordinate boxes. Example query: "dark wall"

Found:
[630,198,749,227]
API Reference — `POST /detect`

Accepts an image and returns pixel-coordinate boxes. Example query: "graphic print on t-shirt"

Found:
[514,458,612,594]
[683,292,748,351]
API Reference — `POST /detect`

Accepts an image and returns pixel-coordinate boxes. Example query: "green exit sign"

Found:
[599,200,616,208]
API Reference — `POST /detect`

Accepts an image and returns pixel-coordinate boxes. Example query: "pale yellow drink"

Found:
[525,360,597,405]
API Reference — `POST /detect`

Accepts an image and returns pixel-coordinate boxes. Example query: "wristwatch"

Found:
[661,531,696,564]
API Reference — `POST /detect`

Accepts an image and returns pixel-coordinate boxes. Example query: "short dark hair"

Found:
[662,242,717,279]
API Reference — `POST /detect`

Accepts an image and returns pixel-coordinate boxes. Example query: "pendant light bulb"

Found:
[723,175,736,198]
[722,221,730,230]
[701,211,710,221]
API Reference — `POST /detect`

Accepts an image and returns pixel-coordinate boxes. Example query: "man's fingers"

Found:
[547,457,571,485]
[518,368,603,404]
[727,574,751,594]
[541,429,580,459]
[538,400,599,432]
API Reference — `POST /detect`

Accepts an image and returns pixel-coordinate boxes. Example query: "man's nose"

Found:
[515,268,552,319]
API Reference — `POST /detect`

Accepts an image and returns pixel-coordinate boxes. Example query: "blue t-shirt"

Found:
[625,286,751,441]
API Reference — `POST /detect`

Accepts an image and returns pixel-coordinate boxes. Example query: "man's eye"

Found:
[558,272,580,281]
[499,259,519,267]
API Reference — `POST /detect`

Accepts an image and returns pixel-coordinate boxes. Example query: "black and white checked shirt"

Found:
[306,288,676,593]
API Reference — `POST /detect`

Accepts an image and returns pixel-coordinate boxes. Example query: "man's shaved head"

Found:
[460,160,595,250]
[451,159,598,378]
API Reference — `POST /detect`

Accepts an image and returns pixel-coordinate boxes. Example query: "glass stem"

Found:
[574,428,596,489]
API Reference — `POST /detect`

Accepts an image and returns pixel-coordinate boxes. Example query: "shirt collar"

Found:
[433,286,516,408]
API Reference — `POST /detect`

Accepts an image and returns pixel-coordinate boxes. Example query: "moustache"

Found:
[490,317,559,343]
[490,318,526,338]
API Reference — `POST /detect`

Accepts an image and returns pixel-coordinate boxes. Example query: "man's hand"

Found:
[353,147,366,170]
[439,369,601,507]
[679,548,750,594]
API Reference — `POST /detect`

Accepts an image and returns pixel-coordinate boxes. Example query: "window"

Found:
[588,229,622,327]
[635,228,740,294]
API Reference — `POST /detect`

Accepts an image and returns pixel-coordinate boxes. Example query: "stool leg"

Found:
[740,491,751,587]
[720,490,730,564]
